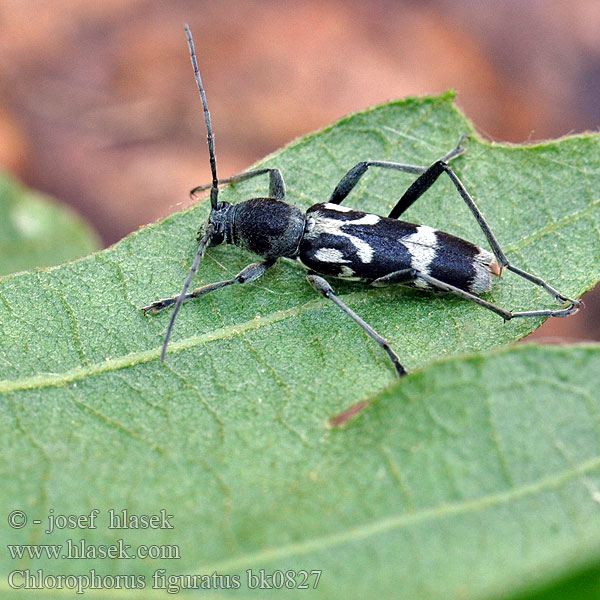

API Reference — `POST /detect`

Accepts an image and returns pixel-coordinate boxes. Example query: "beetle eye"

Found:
[209,230,225,246]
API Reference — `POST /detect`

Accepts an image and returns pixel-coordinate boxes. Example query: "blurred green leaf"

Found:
[500,554,600,600]
[0,171,99,276]
[1,96,600,599]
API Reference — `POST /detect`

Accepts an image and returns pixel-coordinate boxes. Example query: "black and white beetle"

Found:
[143,25,581,376]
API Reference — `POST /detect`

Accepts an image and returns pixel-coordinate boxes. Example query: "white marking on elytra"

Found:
[322,204,381,226]
[475,248,495,266]
[323,203,352,212]
[469,248,495,293]
[400,225,438,288]
[314,248,350,263]
[345,213,380,226]
[306,208,379,263]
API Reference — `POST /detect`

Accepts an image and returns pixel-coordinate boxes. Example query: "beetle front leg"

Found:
[143,260,276,314]
[190,168,286,201]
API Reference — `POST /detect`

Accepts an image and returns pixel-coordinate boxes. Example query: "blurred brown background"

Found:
[0,0,598,343]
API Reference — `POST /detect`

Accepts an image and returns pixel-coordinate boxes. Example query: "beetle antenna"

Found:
[160,224,214,362]
[159,25,220,362]
[185,24,219,210]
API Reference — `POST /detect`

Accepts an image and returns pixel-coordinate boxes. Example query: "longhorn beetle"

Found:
[143,25,581,376]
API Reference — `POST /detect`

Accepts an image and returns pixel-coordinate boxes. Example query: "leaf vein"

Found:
[195,453,600,573]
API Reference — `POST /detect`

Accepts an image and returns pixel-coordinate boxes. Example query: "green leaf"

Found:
[4,344,600,599]
[0,170,99,276]
[1,96,600,599]
[501,555,600,600]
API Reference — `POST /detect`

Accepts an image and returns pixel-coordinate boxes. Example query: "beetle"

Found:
[143,25,581,376]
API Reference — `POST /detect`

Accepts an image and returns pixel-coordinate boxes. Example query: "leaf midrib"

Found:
[0,294,336,393]
[195,452,600,573]
[3,351,600,599]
